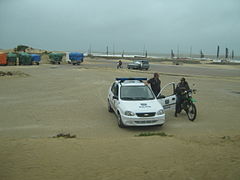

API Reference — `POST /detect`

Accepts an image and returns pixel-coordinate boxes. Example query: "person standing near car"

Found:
[175,77,190,117]
[146,73,161,97]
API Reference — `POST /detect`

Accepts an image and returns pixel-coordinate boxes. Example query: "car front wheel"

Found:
[117,112,125,128]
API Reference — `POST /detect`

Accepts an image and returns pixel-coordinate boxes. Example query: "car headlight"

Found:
[125,111,135,116]
[156,109,164,115]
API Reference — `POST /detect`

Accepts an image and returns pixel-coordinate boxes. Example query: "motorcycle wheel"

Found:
[187,103,197,121]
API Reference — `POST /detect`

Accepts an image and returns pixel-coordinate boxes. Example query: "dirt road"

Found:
[0,61,240,180]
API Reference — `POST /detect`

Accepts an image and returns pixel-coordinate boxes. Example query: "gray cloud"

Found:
[0,0,239,55]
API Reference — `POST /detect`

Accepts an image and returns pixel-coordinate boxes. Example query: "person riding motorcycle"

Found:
[175,77,190,117]
[117,60,122,69]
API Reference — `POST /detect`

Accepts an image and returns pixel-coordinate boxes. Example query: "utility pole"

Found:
[217,45,220,59]
[225,48,229,59]
[177,45,179,59]
[232,50,234,59]
[171,49,175,59]
[88,44,92,55]
[113,43,115,56]
[143,44,146,57]
[200,49,204,58]
[189,46,192,59]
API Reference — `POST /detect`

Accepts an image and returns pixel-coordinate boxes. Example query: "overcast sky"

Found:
[0,0,239,55]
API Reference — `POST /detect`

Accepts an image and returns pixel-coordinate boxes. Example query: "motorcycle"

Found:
[178,89,197,121]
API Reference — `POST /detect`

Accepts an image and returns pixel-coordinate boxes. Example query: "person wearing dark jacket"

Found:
[175,77,190,117]
[147,73,161,97]
[117,60,122,69]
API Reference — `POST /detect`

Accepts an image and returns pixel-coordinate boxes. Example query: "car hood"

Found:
[119,100,163,113]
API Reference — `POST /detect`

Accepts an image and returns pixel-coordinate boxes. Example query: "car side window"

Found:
[161,84,175,97]
[114,84,119,97]
[111,83,119,97]
[111,83,115,93]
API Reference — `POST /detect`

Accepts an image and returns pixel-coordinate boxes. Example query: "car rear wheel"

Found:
[108,100,113,113]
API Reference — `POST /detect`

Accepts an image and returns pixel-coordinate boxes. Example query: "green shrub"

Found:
[135,132,169,137]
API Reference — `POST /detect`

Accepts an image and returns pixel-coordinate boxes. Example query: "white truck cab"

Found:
[107,78,176,128]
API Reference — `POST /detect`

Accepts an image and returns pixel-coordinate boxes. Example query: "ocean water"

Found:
[90,52,240,62]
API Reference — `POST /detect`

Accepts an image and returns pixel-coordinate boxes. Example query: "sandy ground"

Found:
[0,59,240,180]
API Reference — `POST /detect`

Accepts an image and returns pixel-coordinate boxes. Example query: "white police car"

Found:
[107,78,176,128]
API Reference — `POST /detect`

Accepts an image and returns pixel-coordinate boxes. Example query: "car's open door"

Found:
[157,82,176,111]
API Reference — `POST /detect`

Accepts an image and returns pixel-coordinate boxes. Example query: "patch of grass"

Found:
[0,71,29,77]
[135,132,171,137]
[232,91,240,95]
[0,71,13,76]
[53,133,76,138]
[221,136,231,140]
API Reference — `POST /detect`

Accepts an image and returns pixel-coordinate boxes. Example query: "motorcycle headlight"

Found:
[156,109,164,115]
[125,111,135,116]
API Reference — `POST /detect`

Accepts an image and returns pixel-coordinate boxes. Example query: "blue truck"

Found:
[69,52,84,65]
[31,54,41,65]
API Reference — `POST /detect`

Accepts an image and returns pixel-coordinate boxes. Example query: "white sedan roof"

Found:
[118,80,145,86]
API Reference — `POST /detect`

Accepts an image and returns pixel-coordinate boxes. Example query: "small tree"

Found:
[16,45,29,51]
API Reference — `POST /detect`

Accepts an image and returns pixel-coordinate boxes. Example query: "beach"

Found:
[0,57,240,180]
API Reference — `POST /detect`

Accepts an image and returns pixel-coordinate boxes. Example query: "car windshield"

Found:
[133,61,140,64]
[120,86,155,100]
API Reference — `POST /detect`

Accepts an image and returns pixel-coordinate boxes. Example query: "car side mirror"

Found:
[113,96,118,100]
[157,95,165,99]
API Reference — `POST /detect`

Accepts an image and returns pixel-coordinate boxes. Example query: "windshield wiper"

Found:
[121,97,154,100]
[133,97,154,100]
[134,97,147,100]
[121,97,135,100]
